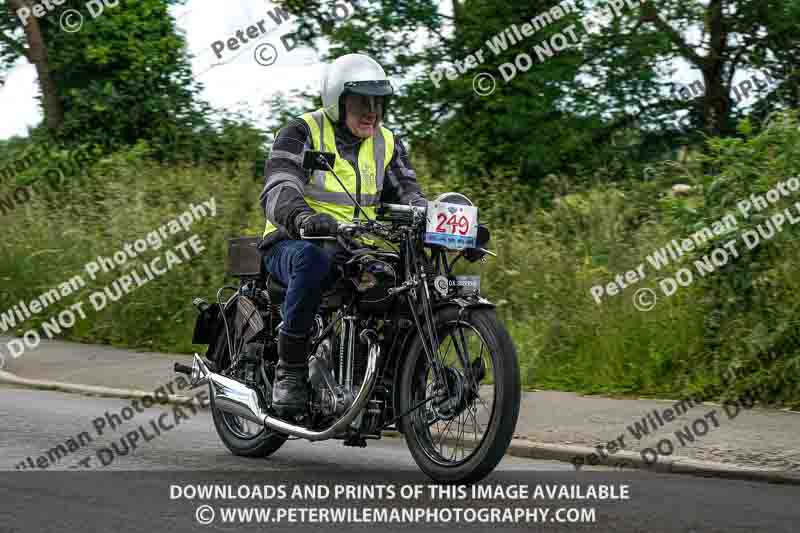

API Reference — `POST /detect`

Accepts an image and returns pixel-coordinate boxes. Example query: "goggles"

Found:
[345,94,386,117]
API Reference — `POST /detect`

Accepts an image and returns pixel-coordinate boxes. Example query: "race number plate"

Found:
[425,201,478,249]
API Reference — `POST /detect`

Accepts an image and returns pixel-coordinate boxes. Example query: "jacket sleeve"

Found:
[383,136,426,205]
[259,119,315,237]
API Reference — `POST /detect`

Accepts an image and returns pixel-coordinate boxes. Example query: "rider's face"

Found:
[344,94,384,138]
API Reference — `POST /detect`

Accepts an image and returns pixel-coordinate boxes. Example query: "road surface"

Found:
[1,385,798,532]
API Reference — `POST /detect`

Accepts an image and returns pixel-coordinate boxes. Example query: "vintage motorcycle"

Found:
[176,152,520,483]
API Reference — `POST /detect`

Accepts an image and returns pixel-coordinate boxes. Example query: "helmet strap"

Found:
[338,99,348,126]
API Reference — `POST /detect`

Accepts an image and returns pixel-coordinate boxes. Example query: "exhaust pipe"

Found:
[186,330,381,441]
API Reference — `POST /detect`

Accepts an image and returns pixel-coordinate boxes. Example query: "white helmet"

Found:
[321,53,394,123]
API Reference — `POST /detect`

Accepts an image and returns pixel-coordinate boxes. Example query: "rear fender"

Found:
[192,298,238,364]
[192,303,222,345]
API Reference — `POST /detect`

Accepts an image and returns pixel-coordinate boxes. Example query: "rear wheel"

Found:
[212,407,287,458]
[398,306,520,483]
[208,325,288,458]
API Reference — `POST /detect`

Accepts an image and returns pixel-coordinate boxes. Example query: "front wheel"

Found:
[398,306,520,484]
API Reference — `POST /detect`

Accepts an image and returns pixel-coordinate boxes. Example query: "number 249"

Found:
[436,213,470,235]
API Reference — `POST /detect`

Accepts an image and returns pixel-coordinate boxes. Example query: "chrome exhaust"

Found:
[186,330,381,441]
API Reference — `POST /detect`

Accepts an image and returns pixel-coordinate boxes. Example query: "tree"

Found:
[581,0,800,138]
[2,0,64,131]
[256,0,800,185]
[271,0,586,185]
[0,0,206,150]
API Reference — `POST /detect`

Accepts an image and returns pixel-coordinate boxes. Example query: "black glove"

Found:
[295,212,338,237]
[410,196,428,208]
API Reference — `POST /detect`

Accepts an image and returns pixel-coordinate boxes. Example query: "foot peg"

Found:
[344,436,367,447]
[174,362,192,376]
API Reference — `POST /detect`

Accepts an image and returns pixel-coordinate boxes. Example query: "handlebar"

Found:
[376,203,427,220]
[297,201,494,262]
[299,203,428,245]
[377,203,425,214]
[298,221,390,243]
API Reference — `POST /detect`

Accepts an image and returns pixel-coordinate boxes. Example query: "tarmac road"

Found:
[0,386,552,472]
[1,385,798,533]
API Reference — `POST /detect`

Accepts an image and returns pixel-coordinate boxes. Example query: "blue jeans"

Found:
[262,240,340,338]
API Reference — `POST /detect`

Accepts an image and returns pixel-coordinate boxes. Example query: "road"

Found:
[1,385,798,532]
[4,336,800,471]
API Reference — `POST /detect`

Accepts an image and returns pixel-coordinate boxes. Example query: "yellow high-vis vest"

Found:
[263,109,395,239]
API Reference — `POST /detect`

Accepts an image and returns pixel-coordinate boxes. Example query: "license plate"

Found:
[425,202,478,250]
[451,275,480,294]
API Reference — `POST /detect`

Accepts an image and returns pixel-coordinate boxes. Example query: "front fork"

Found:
[406,286,493,420]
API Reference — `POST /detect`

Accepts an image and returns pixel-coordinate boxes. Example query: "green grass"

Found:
[3,119,800,408]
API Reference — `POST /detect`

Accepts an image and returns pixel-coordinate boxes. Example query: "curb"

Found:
[0,370,205,408]
[507,442,800,485]
[3,370,800,485]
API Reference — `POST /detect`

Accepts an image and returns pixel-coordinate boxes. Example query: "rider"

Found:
[258,53,427,418]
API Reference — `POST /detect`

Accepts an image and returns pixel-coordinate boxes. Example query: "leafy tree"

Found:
[1,0,270,167]
[271,0,589,188]
[2,0,200,149]
[2,0,64,130]
[277,0,800,182]
[579,0,800,139]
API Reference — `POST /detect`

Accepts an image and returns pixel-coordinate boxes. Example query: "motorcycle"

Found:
[175,151,521,483]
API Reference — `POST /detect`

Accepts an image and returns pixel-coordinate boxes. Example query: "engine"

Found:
[306,314,388,437]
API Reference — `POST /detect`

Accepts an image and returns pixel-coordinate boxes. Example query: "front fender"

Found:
[434,294,496,313]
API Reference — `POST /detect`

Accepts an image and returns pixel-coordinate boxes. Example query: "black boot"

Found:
[271,333,309,418]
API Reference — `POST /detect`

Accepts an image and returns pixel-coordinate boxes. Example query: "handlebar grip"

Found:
[378,203,426,214]
[299,228,337,240]
[378,203,413,212]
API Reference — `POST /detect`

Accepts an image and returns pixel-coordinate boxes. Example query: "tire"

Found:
[398,306,520,484]
[212,407,287,458]
[207,322,288,458]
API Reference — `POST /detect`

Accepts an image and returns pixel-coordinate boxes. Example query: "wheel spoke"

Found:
[442,335,454,364]
[455,326,471,369]
[437,414,457,454]
[475,342,486,388]
[413,320,497,468]
[449,414,463,461]
[455,410,467,460]
[467,402,480,443]
[449,414,461,461]
[475,392,492,420]
[224,413,265,440]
